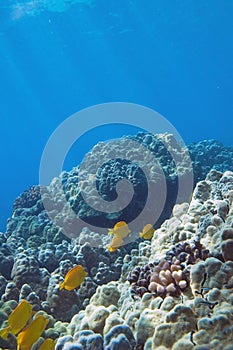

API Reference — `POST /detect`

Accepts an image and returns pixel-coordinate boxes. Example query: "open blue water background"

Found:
[0,0,232,231]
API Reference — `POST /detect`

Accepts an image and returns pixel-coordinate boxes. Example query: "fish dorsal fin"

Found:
[68,265,81,274]
[115,221,127,228]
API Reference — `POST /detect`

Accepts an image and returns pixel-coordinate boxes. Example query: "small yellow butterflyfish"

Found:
[108,221,131,238]
[108,234,124,252]
[139,224,155,240]
[17,315,49,350]
[59,265,88,291]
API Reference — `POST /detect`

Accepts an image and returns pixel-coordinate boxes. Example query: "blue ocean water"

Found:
[0,0,232,231]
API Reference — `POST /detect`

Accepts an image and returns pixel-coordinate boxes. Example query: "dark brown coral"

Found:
[128,240,209,299]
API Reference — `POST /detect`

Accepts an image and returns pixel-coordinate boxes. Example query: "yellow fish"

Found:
[17,315,49,350]
[139,224,155,240]
[108,234,124,252]
[38,338,55,350]
[0,300,32,340]
[108,221,131,238]
[59,265,88,291]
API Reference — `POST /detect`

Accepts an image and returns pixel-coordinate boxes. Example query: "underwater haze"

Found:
[0,0,232,231]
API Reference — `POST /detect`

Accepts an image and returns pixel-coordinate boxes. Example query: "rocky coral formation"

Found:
[0,238,14,280]
[127,240,208,299]
[55,325,136,350]
[5,135,233,246]
[42,132,194,237]
[187,139,233,182]
[13,185,42,211]
[1,135,233,350]
[51,169,233,350]
[0,226,138,324]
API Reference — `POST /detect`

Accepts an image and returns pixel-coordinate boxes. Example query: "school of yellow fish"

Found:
[107,221,155,252]
[107,221,130,252]
[0,299,54,350]
[0,264,89,349]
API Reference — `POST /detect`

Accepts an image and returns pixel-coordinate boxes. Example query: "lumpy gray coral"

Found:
[5,135,233,248]
[43,132,194,234]
[1,134,233,350]
[52,168,233,350]
[187,139,233,182]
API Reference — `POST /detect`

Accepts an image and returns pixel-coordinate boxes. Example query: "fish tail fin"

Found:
[59,282,65,290]
[108,246,117,252]
[0,326,11,340]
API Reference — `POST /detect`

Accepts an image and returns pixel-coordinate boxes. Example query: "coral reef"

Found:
[43,132,194,233]
[52,168,233,350]
[5,135,233,246]
[1,135,233,350]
